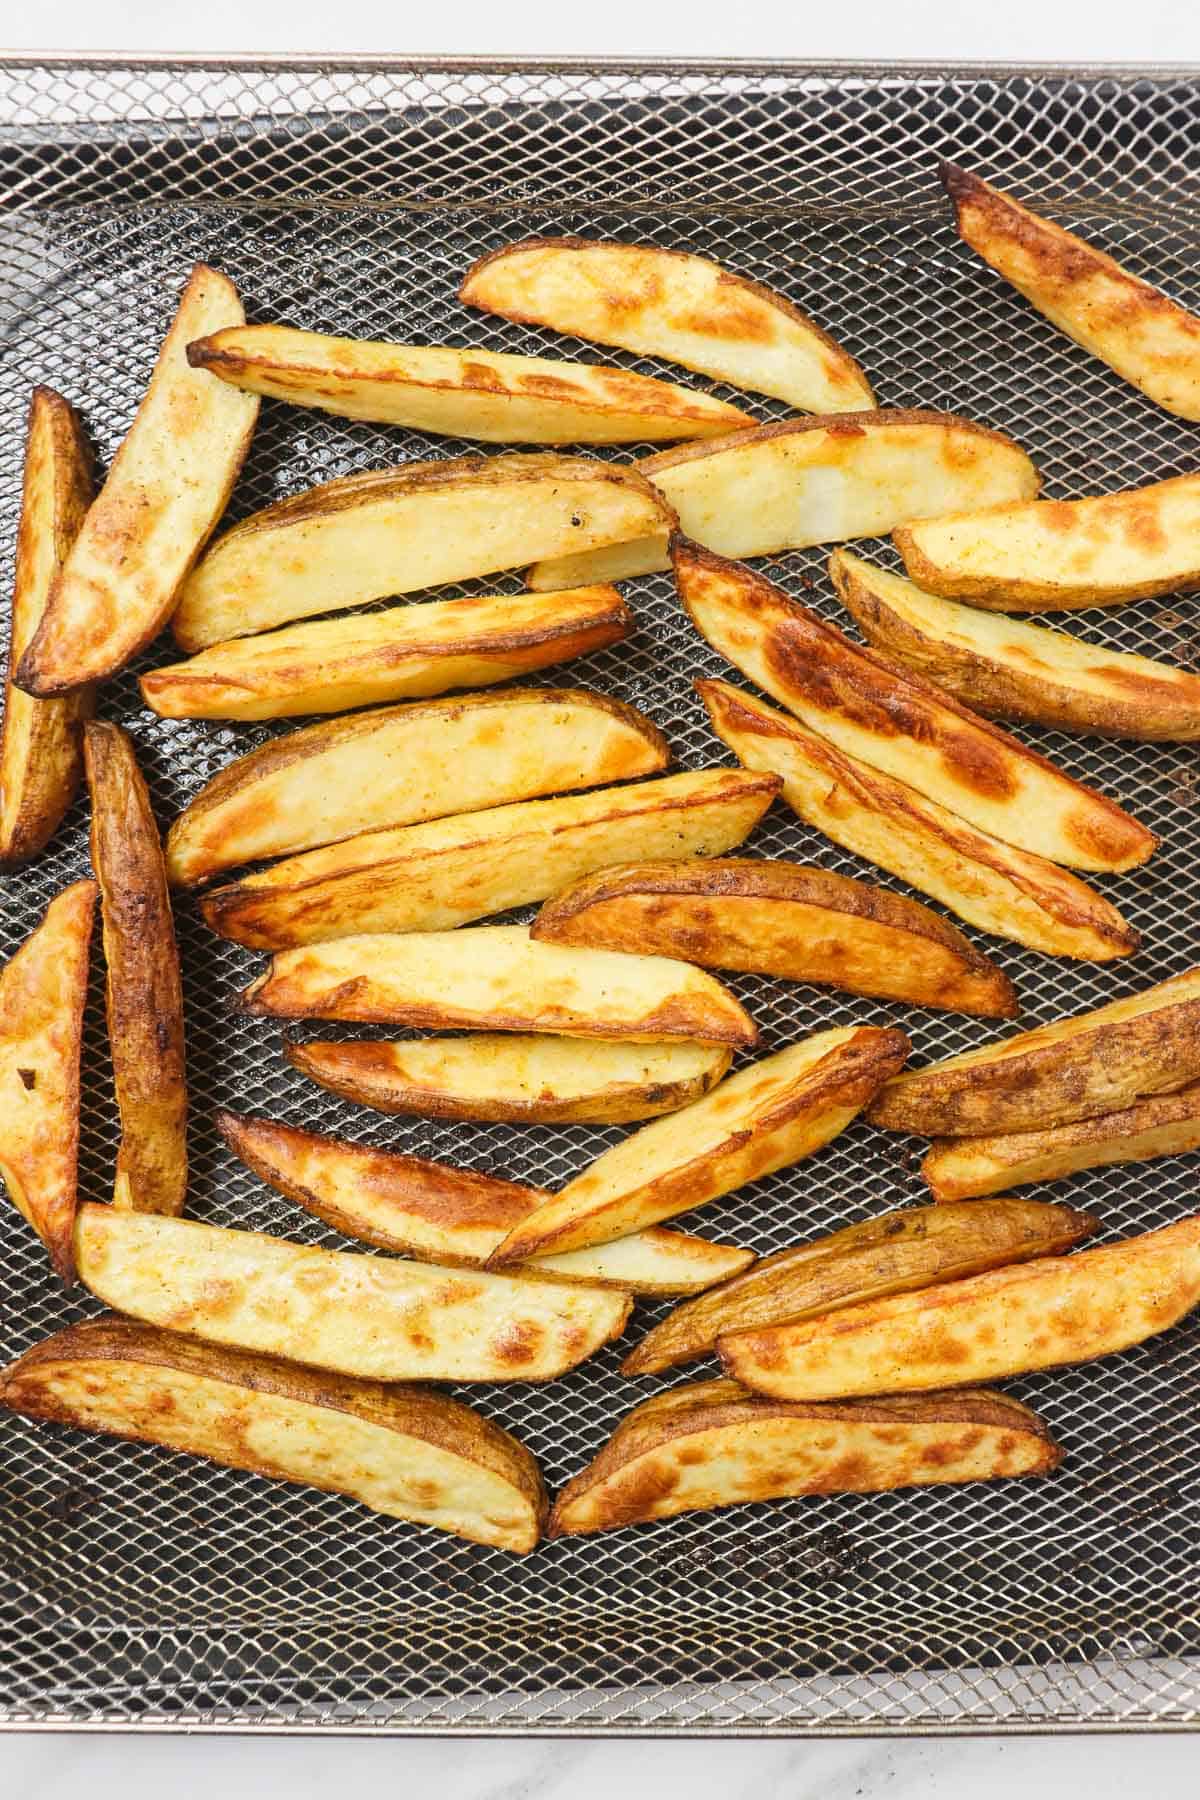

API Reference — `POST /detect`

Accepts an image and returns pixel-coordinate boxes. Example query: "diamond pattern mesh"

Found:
[1,58,1200,1735]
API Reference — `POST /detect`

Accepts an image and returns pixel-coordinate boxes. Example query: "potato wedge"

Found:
[0,881,95,1285]
[832,547,1200,741]
[532,858,1016,1018]
[140,585,629,721]
[894,474,1200,611]
[943,162,1200,423]
[15,266,257,694]
[218,1111,753,1296]
[526,410,1039,588]
[172,456,674,652]
[923,1082,1200,1201]
[165,688,667,889]
[488,1026,908,1263]
[0,389,94,866]
[868,965,1200,1137]
[459,238,875,413]
[201,768,780,949]
[286,1034,732,1125]
[677,538,1153,872]
[699,679,1137,962]
[721,1214,1200,1400]
[73,1202,630,1384]
[1,1317,546,1552]
[549,1379,1059,1535]
[238,925,756,1045]
[188,322,753,443]
[622,1197,1098,1375]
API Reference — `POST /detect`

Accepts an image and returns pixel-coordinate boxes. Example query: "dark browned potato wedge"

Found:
[942,162,1200,423]
[0,389,94,867]
[0,880,95,1285]
[548,1378,1060,1535]
[869,965,1200,1138]
[721,1214,1200,1400]
[621,1197,1099,1375]
[1,1317,547,1552]
[699,679,1137,963]
[218,1111,752,1296]
[84,724,187,1216]
[832,547,1200,741]
[675,536,1154,872]
[923,1081,1200,1201]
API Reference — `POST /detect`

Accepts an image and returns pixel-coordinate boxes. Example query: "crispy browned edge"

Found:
[634,405,1033,479]
[547,1380,1060,1533]
[0,389,95,868]
[84,722,187,1215]
[1,1314,548,1548]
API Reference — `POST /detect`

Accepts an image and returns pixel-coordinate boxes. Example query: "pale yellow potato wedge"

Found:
[202,768,780,949]
[943,162,1200,423]
[488,1026,908,1264]
[832,548,1200,741]
[677,538,1154,873]
[0,389,94,866]
[141,585,630,721]
[459,237,875,413]
[1,1317,547,1552]
[721,1214,1200,1400]
[0,881,95,1286]
[894,474,1200,611]
[165,688,667,889]
[533,858,1017,1019]
[700,680,1137,963]
[527,410,1039,588]
[240,924,755,1045]
[172,455,674,652]
[218,1111,752,1296]
[869,965,1200,1137]
[287,1034,733,1125]
[924,1081,1200,1201]
[15,266,257,693]
[73,1202,630,1384]
[549,1379,1059,1535]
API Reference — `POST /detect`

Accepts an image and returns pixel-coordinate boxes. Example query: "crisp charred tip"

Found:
[185,335,217,369]
[938,161,984,206]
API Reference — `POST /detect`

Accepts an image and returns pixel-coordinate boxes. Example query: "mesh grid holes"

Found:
[2,60,1200,1733]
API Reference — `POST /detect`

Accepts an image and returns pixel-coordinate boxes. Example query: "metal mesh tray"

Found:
[2,56,1200,1737]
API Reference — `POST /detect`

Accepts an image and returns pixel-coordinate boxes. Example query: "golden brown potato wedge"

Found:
[459,238,876,413]
[1,1317,547,1552]
[721,1214,1200,1400]
[526,410,1039,588]
[85,724,188,1216]
[201,768,780,948]
[532,858,1016,1018]
[140,585,630,721]
[923,1081,1200,1201]
[868,965,1200,1137]
[165,688,667,889]
[622,1197,1099,1375]
[0,881,95,1285]
[188,322,753,443]
[15,266,257,694]
[172,456,674,652]
[832,548,1200,741]
[488,1026,908,1264]
[699,679,1137,963]
[218,1111,753,1295]
[73,1202,631,1384]
[0,389,94,867]
[894,474,1200,611]
[239,924,756,1045]
[549,1378,1059,1535]
[943,162,1200,423]
[286,1034,733,1125]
